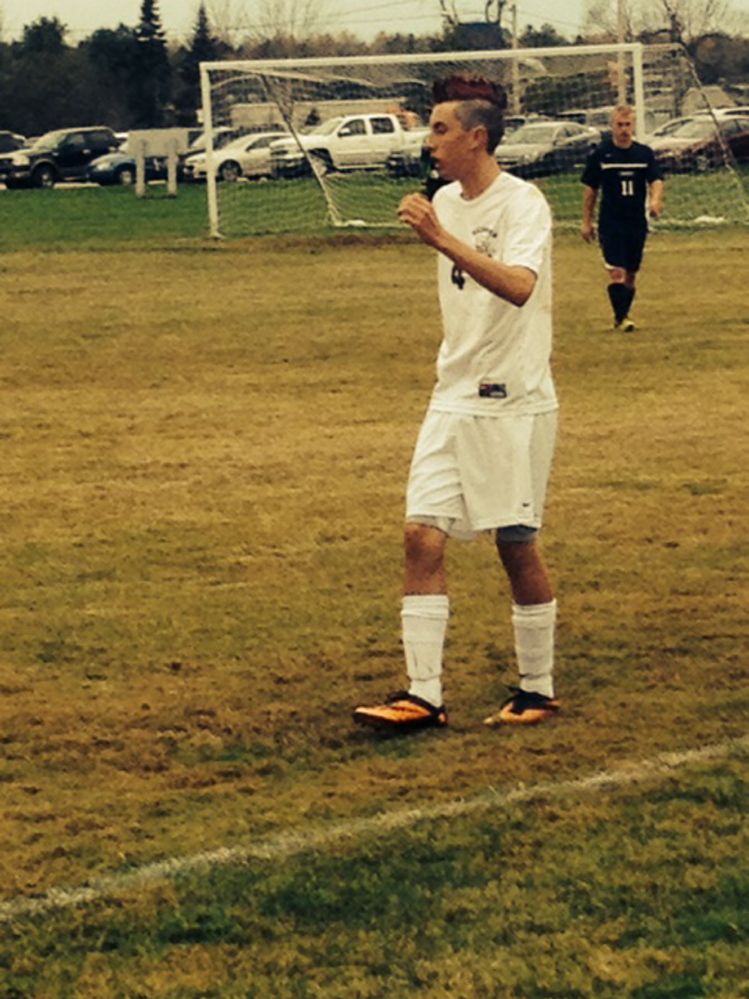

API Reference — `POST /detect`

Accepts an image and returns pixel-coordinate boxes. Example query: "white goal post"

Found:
[199,42,749,237]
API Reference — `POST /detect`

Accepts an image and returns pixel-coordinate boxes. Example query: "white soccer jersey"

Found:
[429,171,557,417]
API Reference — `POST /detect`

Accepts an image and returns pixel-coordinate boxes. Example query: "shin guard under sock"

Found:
[402,594,450,708]
[512,600,557,698]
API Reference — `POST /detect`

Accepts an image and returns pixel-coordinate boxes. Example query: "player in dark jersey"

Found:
[581,106,664,332]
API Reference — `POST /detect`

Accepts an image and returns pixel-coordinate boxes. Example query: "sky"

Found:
[0,0,589,45]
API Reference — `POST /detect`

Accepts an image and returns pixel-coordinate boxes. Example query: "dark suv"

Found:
[0,126,119,188]
[0,131,26,154]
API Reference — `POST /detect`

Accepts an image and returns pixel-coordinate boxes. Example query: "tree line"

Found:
[0,0,747,139]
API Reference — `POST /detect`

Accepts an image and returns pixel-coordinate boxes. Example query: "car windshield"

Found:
[188,130,235,153]
[221,135,252,151]
[671,118,717,139]
[30,130,67,152]
[654,118,691,136]
[304,118,343,136]
[504,124,557,145]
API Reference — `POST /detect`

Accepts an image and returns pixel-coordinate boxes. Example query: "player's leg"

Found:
[600,228,631,328]
[496,533,553,606]
[352,521,450,731]
[607,266,631,329]
[484,533,560,725]
[474,412,559,725]
[618,270,638,330]
[401,522,450,707]
[403,521,447,595]
[618,230,646,331]
[353,414,458,732]
[608,279,630,327]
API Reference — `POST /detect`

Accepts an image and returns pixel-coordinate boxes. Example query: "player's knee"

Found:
[608,267,626,283]
[495,529,539,571]
[404,522,446,572]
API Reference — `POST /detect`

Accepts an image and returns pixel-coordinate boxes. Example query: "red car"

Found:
[652,114,749,173]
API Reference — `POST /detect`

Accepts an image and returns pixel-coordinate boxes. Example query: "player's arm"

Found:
[581,184,598,242]
[398,192,536,307]
[649,178,664,218]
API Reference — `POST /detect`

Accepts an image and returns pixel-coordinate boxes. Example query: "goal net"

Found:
[198,43,749,237]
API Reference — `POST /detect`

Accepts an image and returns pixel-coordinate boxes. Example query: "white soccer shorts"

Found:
[406,409,558,540]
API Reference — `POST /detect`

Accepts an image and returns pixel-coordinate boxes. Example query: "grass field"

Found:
[0,187,747,997]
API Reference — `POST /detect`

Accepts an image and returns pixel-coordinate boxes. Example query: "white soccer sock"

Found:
[401,594,450,708]
[512,600,557,698]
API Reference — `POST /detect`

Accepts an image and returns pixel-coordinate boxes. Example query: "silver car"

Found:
[183,130,287,182]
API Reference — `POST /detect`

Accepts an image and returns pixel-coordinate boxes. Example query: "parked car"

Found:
[503,114,533,137]
[0,126,119,188]
[181,127,244,161]
[651,113,749,172]
[0,131,26,154]
[557,106,613,142]
[495,120,601,178]
[645,107,749,145]
[182,129,287,182]
[270,113,421,177]
[644,115,697,144]
[87,141,185,186]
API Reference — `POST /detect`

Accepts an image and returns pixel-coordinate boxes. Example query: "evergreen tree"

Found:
[130,0,172,127]
[173,2,225,124]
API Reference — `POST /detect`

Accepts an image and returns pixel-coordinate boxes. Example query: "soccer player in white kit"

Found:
[353,74,560,732]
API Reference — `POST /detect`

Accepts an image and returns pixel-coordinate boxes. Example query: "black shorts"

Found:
[599,226,647,273]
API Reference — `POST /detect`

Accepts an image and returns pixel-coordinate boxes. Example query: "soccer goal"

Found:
[199,42,749,237]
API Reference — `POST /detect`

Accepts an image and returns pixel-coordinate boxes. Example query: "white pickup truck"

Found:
[269,113,427,177]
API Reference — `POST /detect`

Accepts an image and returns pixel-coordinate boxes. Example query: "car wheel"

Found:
[694,152,711,173]
[32,164,56,189]
[219,160,242,182]
[116,166,136,186]
[310,150,334,174]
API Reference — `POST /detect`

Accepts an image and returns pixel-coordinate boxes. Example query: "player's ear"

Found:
[474,124,490,152]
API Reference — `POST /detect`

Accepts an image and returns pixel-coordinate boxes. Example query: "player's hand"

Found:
[649,202,663,219]
[398,193,443,248]
[580,220,596,243]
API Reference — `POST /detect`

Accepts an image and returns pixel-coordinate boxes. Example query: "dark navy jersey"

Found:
[581,140,663,231]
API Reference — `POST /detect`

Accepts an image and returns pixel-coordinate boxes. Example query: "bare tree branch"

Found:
[438,0,460,28]
[484,1,508,25]
[582,0,743,41]
[206,0,252,45]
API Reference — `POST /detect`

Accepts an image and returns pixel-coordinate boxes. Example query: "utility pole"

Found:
[511,3,520,115]
[617,0,627,104]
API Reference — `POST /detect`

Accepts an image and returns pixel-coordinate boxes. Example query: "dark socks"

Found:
[607,283,632,324]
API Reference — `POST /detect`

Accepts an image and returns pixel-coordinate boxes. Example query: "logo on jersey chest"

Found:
[451,226,498,291]
[474,225,498,256]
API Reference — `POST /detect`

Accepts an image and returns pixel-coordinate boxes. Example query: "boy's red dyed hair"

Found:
[432,74,508,111]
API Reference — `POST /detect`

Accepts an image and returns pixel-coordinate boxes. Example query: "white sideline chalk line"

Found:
[2,734,747,925]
